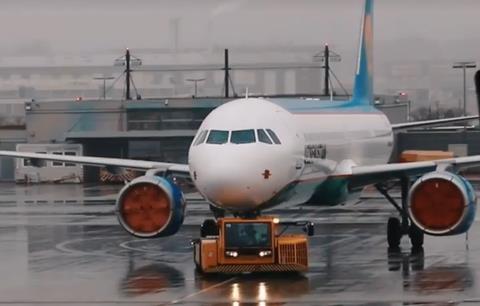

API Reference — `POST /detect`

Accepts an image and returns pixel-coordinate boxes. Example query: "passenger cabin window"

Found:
[231,129,256,144]
[266,129,281,144]
[193,130,208,146]
[257,129,272,144]
[206,130,229,144]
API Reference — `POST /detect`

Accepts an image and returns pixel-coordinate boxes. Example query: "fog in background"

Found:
[0,0,479,110]
[1,0,479,55]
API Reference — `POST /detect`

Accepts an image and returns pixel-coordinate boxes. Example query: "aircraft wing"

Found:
[0,150,190,173]
[346,155,480,190]
[391,115,478,130]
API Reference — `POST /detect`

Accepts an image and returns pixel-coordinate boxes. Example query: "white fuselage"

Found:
[188,98,393,212]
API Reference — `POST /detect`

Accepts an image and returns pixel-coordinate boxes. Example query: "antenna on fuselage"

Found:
[245,87,249,99]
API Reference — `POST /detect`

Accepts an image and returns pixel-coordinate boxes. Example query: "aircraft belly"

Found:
[306,178,350,206]
[261,176,348,208]
[260,175,328,209]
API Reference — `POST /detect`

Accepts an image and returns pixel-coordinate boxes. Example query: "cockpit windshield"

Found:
[199,128,280,145]
[193,130,208,146]
[257,129,272,144]
[266,129,281,144]
[231,129,256,144]
[206,130,229,144]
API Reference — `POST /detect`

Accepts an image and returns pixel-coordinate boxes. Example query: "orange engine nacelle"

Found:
[408,172,476,236]
[116,176,185,238]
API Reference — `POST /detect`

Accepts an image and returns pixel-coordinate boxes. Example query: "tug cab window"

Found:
[193,130,208,146]
[206,130,229,144]
[231,129,256,144]
[266,129,281,144]
[257,129,273,144]
[225,222,271,249]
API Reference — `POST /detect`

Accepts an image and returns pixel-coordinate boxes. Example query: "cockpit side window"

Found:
[257,129,273,144]
[231,129,256,144]
[266,129,281,144]
[206,130,229,144]
[193,130,208,146]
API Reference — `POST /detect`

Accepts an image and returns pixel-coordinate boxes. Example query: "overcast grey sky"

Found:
[0,0,479,59]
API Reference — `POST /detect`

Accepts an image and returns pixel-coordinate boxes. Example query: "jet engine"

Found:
[408,171,476,236]
[116,175,186,238]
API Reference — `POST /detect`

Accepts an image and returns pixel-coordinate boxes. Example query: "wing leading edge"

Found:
[391,115,478,130]
[346,155,480,190]
[0,150,189,173]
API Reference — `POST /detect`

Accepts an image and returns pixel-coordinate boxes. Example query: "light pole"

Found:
[313,44,341,98]
[453,61,476,116]
[93,76,114,100]
[114,49,142,100]
[186,78,206,97]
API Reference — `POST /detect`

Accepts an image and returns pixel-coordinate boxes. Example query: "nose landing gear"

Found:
[209,204,225,219]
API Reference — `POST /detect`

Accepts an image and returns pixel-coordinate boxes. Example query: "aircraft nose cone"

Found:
[193,156,282,211]
[198,166,261,210]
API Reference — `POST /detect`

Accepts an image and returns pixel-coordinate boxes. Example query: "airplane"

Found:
[0,0,479,251]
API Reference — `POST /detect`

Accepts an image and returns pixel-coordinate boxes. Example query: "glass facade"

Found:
[127,109,213,131]
[129,138,192,164]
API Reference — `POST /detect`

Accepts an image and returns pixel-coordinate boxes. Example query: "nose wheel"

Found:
[377,177,424,249]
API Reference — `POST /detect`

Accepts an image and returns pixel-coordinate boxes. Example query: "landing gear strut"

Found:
[375,176,424,249]
[209,204,225,219]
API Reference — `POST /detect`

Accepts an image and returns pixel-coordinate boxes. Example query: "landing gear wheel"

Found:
[200,219,218,237]
[408,224,424,249]
[387,217,402,249]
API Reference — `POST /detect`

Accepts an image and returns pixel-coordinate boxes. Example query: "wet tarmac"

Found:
[1,183,480,305]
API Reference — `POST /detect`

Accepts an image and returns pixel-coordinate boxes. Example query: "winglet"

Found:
[352,0,374,105]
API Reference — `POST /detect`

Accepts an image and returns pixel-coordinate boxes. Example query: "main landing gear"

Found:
[375,176,424,250]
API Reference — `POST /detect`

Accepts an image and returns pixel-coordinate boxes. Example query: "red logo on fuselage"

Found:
[262,169,271,179]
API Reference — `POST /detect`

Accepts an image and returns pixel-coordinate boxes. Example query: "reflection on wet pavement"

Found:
[121,262,185,296]
[0,183,480,305]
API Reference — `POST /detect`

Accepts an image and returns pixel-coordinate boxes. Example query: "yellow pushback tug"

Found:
[192,216,313,274]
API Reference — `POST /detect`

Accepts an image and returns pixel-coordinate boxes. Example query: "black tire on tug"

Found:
[387,217,402,248]
[201,219,219,237]
[408,224,424,249]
